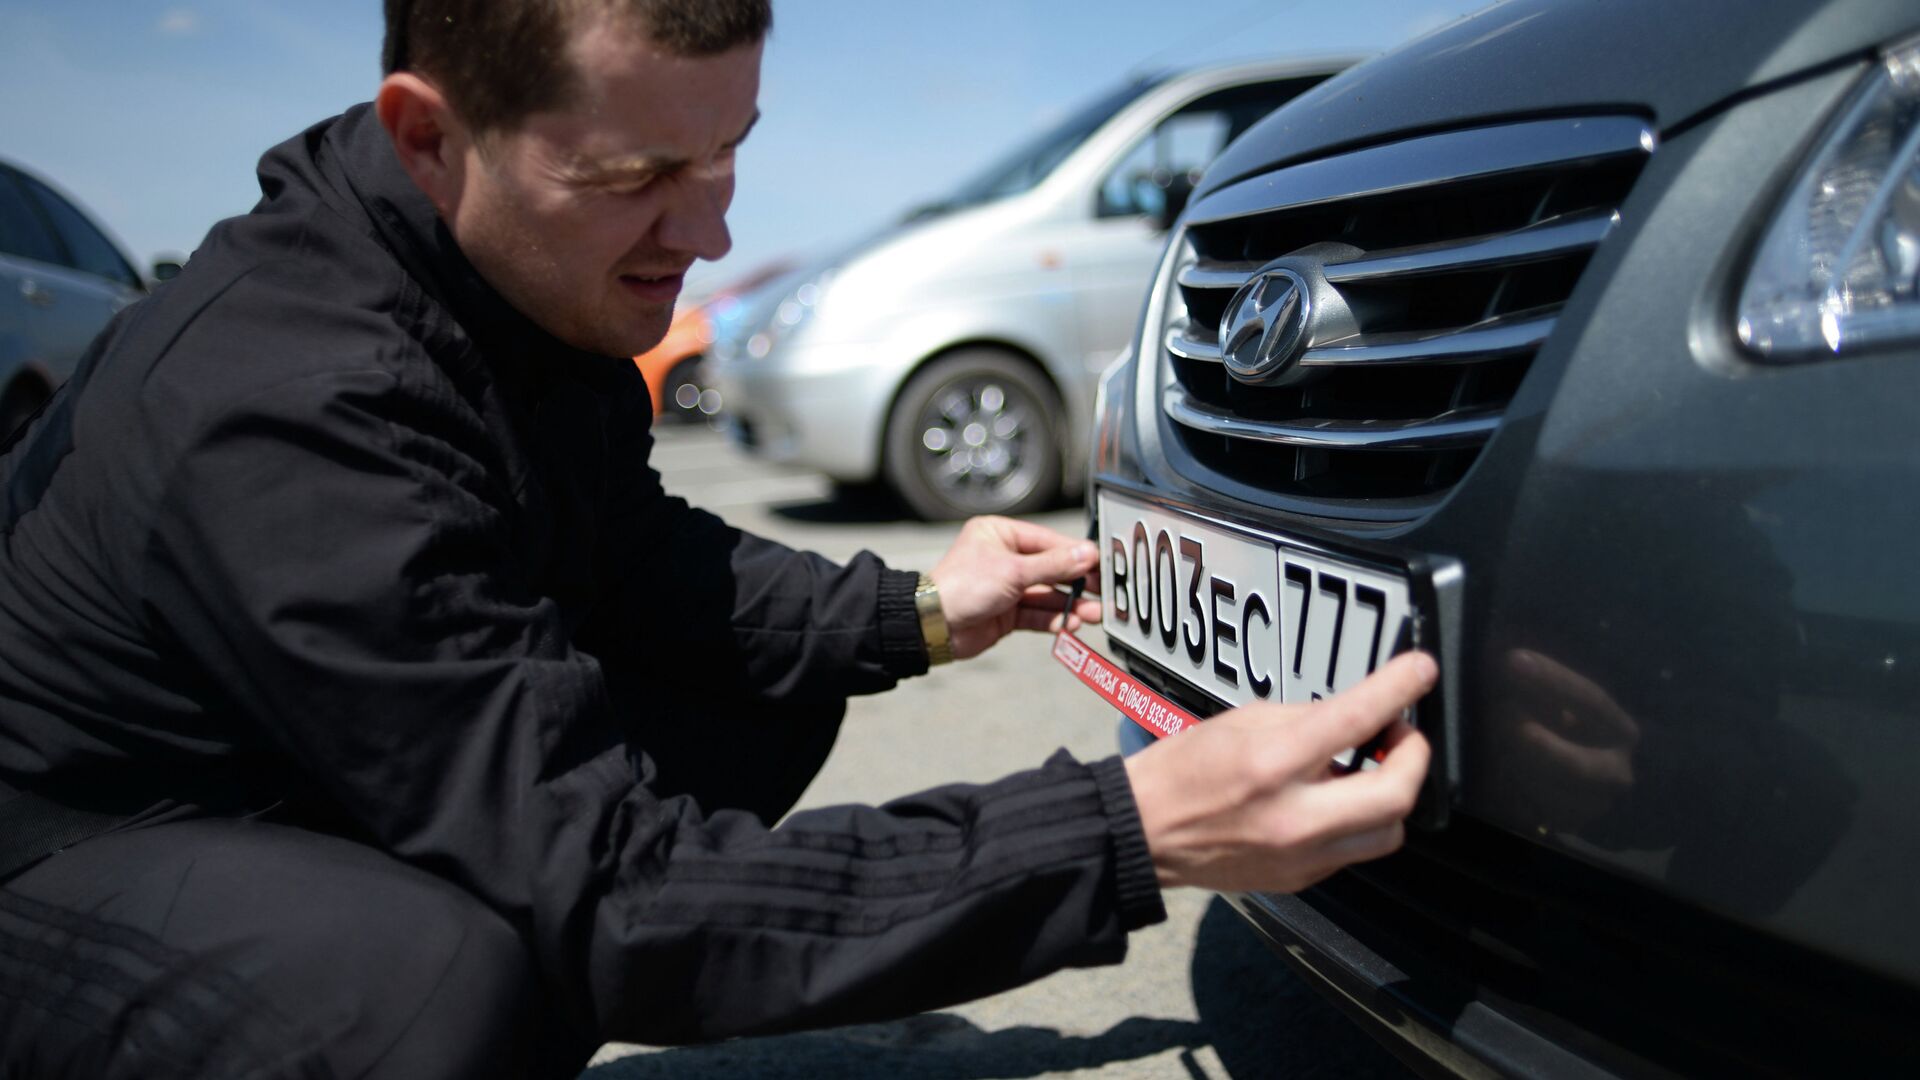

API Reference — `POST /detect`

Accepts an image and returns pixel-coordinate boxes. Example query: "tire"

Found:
[883,350,1063,520]
[661,356,718,425]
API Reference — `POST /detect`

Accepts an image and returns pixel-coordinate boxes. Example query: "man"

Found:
[0,1,1434,1076]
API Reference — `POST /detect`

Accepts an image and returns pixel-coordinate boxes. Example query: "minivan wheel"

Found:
[884,351,1062,520]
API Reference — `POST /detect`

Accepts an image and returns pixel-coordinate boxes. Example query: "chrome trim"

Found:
[1178,260,1263,291]
[1323,210,1619,283]
[1171,311,1553,368]
[1298,312,1556,368]
[1187,116,1653,229]
[1163,386,1502,450]
[1165,323,1221,362]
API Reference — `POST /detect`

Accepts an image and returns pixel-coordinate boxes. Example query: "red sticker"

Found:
[1052,630,1201,739]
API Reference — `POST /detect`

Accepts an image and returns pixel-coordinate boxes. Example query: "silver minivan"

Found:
[708,57,1353,518]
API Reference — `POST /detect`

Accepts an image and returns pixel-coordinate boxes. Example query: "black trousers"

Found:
[0,700,843,1078]
[0,818,590,1079]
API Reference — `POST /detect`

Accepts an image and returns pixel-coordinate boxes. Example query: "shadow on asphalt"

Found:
[586,1015,1208,1080]
[770,485,1083,527]
[585,898,1409,1079]
[770,482,910,525]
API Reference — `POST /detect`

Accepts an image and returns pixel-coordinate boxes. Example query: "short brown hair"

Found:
[382,0,771,135]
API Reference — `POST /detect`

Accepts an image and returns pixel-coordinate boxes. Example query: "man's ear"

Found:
[375,73,468,216]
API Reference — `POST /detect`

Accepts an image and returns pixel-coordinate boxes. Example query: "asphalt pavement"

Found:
[584,423,1410,1080]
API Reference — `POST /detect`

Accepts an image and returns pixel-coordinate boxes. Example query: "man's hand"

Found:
[1124,652,1437,893]
[929,516,1103,661]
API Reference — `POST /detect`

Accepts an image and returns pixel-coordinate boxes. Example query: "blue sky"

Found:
[0,1,1476,291]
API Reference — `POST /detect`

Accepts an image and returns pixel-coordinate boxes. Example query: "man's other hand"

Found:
[1125,652,1437,893]
[929,516,1103,660]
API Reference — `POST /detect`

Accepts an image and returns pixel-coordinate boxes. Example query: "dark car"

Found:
[0,160,149,439]
[1087,0,1920,1073]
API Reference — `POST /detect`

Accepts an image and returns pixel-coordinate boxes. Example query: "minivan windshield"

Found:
[911,74,1166,219]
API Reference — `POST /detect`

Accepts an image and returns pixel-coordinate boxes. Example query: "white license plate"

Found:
[1097,490,1415,730]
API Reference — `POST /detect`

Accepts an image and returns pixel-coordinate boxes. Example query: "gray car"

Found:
[1089,0,1920,1073]
[709,57,1353,519]
[0,160,148,440]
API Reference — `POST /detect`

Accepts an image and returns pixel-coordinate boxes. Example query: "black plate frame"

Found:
[1093,480,1460,830]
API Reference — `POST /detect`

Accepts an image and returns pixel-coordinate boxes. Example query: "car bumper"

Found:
[708,343,893,482]
[1227,887,1612,1080]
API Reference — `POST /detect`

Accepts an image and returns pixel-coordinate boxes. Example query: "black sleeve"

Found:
[140,368,1165,1042]
[585,371,927,707]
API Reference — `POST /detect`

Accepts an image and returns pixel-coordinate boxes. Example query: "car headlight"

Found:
[1737,36,1920,359]
[744,272,835,361]
[1091,345,1133,478]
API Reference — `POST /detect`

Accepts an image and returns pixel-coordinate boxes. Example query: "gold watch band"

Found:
[913,573,954,666]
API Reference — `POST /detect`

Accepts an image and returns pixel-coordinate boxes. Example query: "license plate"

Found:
[1097,490,1416,752]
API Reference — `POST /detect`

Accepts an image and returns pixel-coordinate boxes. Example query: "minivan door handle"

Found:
[19,279,55,308]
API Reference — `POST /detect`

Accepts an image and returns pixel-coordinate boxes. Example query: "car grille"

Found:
[1158,116,1653,514]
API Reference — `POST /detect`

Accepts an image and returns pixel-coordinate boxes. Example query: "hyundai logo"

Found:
[1218,266,1311,384]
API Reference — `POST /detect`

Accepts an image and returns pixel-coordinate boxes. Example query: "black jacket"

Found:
[0,106,1163,1041]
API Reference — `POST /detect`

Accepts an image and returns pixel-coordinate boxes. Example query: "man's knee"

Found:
[0,819,549,1079]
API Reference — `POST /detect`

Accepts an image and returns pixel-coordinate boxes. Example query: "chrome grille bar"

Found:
[1163,387,1503,451]
[1186,116,1653,228]
[1166,324,1221,362]
[1299,312,1556,368]
[1168,311,1554,369]
[1323,211,1618,283]
[1177,261,1263,291]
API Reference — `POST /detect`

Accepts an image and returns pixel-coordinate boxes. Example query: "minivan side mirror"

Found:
[1151,168,1199,232]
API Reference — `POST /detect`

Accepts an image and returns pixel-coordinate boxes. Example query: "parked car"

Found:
[1088,0,1920,1073]
[0,160,151,440]
[708,57,1354,519]
[633,259,794,424]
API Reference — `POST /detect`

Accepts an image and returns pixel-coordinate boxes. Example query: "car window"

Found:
[0,169,65,267]
[1096,76,1328,219]
[921,74,1168,217]
[14,171,140,289]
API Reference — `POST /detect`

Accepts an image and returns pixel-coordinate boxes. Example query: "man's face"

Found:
[443,17,761,357]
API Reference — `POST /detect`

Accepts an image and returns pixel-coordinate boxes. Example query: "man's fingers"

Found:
[994,517,1082,555]
[1037,605,1104,632]
[1316,821,1406,865]
[1308,652,1437,759]
[1014,539,1100,588]
[1016,585,1101,619]
[1339,724,1430,820]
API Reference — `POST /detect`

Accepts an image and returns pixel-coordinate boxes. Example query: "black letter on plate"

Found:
[1211,577,1238,685]
[1180,536,1206,664]
[1154,529,1177,649]
[1109,537,1129,622]
[1131,522,1153,632]
[1285,562,1313,676]
[1242,593,1272,698]
[1355,585,1387,674]
[1320,572,1348,690]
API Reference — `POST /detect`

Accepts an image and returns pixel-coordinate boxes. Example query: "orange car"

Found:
[633,303,714,421]
[633,259,794,422]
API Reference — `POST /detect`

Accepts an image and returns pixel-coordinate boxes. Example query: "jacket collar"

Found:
[305,105,619,390]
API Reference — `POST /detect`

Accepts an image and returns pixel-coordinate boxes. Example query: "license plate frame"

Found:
[1093,485,1459,828]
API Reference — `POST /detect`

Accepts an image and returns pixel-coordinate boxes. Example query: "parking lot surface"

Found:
[585,425,1408,1079]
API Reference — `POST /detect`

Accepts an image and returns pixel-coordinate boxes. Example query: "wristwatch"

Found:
[914,573,954,666]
